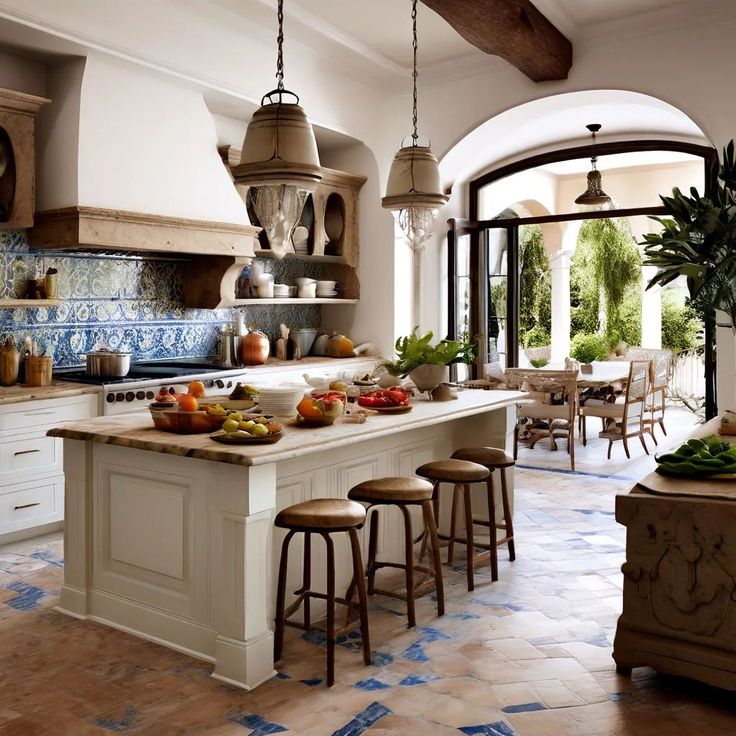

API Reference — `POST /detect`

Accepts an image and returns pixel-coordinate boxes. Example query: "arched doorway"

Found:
[441,91,717,416]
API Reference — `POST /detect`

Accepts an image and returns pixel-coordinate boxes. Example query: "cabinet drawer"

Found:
[0,395,97,433]
[0,435,59,477]
[0,477,63,535]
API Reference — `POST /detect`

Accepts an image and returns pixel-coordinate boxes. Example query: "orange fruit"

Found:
[297,397,323,420]
[177,394,199,412]
[188,380,206,398]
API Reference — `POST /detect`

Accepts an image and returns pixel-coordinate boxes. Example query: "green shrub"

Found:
[523,324,551,348]
[661,291,702,353]
[570,333,609,363]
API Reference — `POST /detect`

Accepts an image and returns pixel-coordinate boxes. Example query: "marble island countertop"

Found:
[48,388,526,466]
[0,380,100,405]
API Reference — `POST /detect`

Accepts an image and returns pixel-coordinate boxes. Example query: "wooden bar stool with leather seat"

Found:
[274,498,371,686]
[450,447,515,582]
[347,476,444,629]
[416,459,491,591]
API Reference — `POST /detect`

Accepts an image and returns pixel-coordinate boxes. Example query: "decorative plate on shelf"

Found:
[210,430,283,445]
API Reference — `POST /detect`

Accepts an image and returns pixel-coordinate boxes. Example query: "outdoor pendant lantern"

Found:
[382,0,448,249]
[574,124,612,208]
[232,0,321,259]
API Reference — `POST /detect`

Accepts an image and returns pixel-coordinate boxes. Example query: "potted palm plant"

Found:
[642,141,736,418]
[385,329,476,393]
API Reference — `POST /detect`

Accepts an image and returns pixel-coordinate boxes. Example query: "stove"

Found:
[56,359,251,415]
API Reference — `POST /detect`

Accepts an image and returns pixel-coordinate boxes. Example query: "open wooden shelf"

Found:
[232,298,358,306]
[0,299,62,308]
[252,249,348,265]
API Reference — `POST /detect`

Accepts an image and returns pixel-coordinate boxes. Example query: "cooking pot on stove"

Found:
[84,350,132,377]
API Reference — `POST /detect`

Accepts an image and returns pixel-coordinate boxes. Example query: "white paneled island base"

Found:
[50,389,524,690]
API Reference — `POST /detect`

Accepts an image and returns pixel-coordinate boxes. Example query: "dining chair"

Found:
[625,348,673,443]
[505,368,578,470]
[579,360,653,459]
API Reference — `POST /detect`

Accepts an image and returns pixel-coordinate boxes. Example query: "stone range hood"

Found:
[29,53,259,300]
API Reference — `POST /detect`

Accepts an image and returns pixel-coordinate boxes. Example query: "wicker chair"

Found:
[505,368,579,470]
[579,360,653,459]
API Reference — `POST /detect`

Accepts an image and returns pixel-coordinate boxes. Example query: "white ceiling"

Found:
[221,0,700,75]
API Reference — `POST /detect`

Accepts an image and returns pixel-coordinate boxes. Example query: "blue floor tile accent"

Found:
[369,650,394,667]
[2,581,46,611]
[300,677,323,687]
[574,508,616,516]
[331,701,391,736]
[354,677,391,691]
[274,672,291,680]
[460,721,516,736]
[94,706,139,732]
[29,549,64,567]
[401,641,428,662]
[417,626,452,643]
[585,633,612,648]
[446,612,481,621]
[229,711,288,735]
[301,628,361,651]
[517,464,635,482]
[501,701,548,714]
[398,673,442,686]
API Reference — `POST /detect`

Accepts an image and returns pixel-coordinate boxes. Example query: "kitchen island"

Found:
[49,388,524,690]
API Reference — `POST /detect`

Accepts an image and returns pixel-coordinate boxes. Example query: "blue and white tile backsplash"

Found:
[0,230,324,367]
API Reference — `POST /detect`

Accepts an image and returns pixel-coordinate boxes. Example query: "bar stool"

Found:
[274,498,371,686]
[416,459,491,591]
[451,447,516,582]
[347,477,444,629]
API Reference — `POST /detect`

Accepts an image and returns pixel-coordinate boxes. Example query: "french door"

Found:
[448,220,519,379]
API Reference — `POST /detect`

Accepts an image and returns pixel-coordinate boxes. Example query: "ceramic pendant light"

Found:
[382,0,448,249]
[232,0,321,259]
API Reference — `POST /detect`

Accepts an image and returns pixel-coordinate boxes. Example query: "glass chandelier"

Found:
[382,0,448,249]
[574,124,612,208]
[232,0,321,259]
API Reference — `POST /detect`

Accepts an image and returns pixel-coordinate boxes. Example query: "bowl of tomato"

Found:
[357,388,412,412]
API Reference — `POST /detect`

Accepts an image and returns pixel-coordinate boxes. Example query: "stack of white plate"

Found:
[253,384,306,416]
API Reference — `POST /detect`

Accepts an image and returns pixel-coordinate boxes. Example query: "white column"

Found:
[641,265,662,349]
[549,250,571,363]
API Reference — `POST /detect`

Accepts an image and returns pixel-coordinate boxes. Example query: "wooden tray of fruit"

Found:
[210,414,283,444]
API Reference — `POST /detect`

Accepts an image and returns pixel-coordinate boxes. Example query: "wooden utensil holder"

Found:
[24,356,52,387]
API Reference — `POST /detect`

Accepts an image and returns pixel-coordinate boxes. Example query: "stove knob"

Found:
[125,392,135,402]
[226,381,233,388]
[136,391,145,400]
[115,392,125,402]
[106,394,115,403]
[146,391,154,400]
[215,380,225,389]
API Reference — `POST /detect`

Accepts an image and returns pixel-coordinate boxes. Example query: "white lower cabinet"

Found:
[0,394,97,541]
[0,476,64,536]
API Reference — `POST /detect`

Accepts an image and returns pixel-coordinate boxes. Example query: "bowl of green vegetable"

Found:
[655,435,736,478]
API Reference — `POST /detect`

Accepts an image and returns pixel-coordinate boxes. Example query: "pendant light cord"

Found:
[276,0,285,91]
[411,0,419,146]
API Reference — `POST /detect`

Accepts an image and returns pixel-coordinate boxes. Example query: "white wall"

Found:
[0,48,45,96]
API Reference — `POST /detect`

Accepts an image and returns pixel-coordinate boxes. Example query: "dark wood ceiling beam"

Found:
[420,0,572,82]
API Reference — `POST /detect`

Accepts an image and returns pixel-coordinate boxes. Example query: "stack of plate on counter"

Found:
[253,385,306,416]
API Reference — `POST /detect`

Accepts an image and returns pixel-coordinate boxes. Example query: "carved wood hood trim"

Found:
[30,206,259,258]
